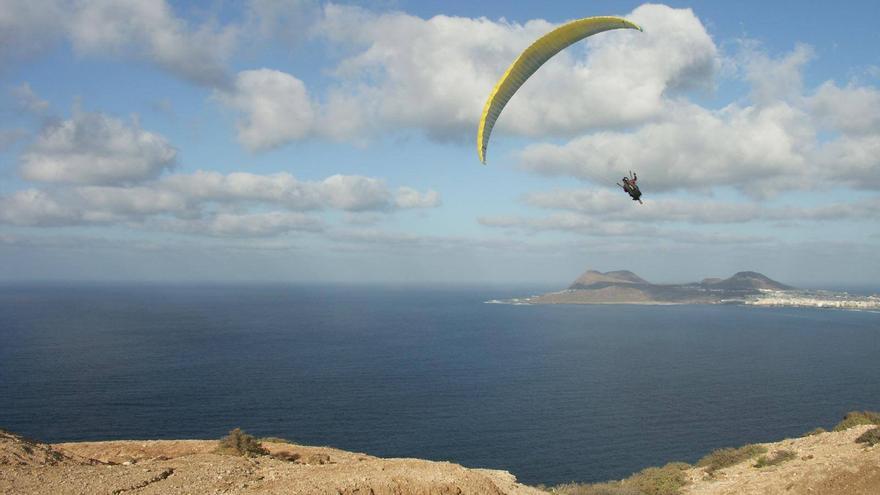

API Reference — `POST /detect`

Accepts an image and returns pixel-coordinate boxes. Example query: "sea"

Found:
[0,284,878,486]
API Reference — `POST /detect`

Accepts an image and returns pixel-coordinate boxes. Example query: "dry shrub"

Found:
[550,481,642,495]
[803,427,826,436]
[754,450,796,468]
[832,411,880,431]
[855,427,880,446]
[550,462,689,495]
[627,462,690,495]
[271,450,301,462]
[697,444,767,473]
[216,428,268,457]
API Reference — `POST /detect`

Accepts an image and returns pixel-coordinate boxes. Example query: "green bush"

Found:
[753,450,796,468]
[550,482,642,495]
[803,427,826,436]
[627,463,690,495]
[696,444,767,473]
[550,462,690,495]
[216,428,268,457]
[832,411,880,431]
[855,427,880,446]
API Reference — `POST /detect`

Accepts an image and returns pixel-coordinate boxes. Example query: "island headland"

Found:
[492,270,880,309]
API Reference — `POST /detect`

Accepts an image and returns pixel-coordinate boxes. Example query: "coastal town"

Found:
[747,290,880,310]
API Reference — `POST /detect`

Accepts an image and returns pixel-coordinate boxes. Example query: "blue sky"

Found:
[1,0,879,286]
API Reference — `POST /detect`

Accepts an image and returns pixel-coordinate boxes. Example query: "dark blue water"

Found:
[1,285,878,486]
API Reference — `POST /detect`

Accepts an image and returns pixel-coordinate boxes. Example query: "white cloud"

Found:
[818,134,880,189]
[395,187,441,209]
[10,83,49,113]
[1,168,440,236]
[317,3,717,140]
[741,43,812,105]
[809,81,880,136]
[319,174,391,211]
[520,100,815,196]
[0,186,189,226]
[20,111,177,185]
[0,0,236,87]
[161,171,416,212]
[517,41,880,194]
[221,4,719,150]
[162,170,319,208]
[0,189,80,226]
[68,0,237,88]
[72,185,191,219]
[215,69,316,150]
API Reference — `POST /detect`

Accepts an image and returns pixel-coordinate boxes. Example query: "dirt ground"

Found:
[2,425,878,494]
[681,424,880,495]
[0,430,544,494]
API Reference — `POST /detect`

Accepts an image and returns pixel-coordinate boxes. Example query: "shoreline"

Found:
[488,288,880,312]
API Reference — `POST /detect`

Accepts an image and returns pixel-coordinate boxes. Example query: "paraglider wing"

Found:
[477,16,642,163]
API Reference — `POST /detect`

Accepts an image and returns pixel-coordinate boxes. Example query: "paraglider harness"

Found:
[617,171,642,204]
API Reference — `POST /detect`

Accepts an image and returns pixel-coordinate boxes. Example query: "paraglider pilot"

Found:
[617,171,642,204]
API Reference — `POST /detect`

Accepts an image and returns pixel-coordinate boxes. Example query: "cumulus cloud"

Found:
[20,111,177,185]
[809,81,880,136]
[68,0,237,87]
[0,0,235,87]
[520,99,815,196]
[0,186,189,227]
[215,69,316,150]
[395,187,441,209]
[319,174,391,210]
[161,171,414,212]
[71,185,191,219]
[218,3,719,150]
[517,38,880,194]
[741,43,812,105]
[319,3,716,140]
[1,169,441,236]
[10,83,49,114]
[818,134,880,189]
[0,189,80,226]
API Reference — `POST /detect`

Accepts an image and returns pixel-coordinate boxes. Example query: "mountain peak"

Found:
[570,270,648,289]
[704,271,792,290]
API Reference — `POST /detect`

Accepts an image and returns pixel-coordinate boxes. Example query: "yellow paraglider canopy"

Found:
[477,16,642,163]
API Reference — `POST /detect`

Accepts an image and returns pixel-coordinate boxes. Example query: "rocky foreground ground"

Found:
[1,424,878,495]
[680,424,880,495]
[0,429,543,495]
